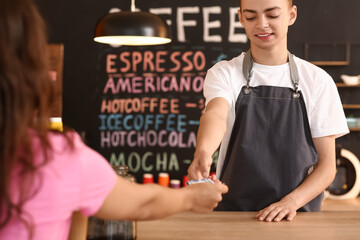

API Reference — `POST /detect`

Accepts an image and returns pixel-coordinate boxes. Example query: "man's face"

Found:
[238,0,297,51]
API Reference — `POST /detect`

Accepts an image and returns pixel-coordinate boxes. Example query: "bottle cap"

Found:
[210,172,217,178]
[182,175,189,187]
[143,173,154,184]
[170,179,181,188]
[158,172,170,187]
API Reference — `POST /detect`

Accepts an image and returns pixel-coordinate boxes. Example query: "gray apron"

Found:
[216,51,323,212]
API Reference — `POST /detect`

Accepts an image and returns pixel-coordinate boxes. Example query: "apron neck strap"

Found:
[242,50,300,98]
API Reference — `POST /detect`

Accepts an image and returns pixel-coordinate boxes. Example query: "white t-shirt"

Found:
[204,52,349,176]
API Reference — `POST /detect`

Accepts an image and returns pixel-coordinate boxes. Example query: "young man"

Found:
[188,0,348,222]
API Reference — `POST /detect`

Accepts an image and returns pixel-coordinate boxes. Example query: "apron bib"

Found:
[216,51,323,211]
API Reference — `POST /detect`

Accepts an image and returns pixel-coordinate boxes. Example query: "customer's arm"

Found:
[94,176,228,221]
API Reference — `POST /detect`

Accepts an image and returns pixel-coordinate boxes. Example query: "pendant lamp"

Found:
[94,0,171,46]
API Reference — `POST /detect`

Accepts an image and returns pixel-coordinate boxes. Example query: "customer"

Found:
[0,0,228,239]
[188,0,348,222]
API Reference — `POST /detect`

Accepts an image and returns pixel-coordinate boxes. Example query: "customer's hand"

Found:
[185,182,228,213]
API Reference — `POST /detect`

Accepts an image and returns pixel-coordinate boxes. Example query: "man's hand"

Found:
[255,197,298,222]
[187,151,213,180]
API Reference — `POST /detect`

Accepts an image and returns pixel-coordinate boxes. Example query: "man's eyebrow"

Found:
[265,7,281,12]
[243,7,281,14]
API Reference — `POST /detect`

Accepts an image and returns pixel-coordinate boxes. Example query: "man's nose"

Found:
[257,15,269,29]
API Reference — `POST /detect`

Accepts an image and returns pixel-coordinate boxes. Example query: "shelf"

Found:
[304,43,351,66]
[336,83,360,87]
[343,104,360,109]
[322,197,360,211]
[310,61,349,66]
[349,127,360,131]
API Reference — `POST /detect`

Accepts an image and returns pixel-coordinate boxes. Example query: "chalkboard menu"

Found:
[37,0,360,183]
[93,0,249,182]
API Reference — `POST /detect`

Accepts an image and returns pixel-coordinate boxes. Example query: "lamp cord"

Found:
[131,0,136,12]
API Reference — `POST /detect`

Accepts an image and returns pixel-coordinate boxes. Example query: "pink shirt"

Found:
[0,131,117,240]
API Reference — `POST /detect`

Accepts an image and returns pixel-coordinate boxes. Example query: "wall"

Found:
[36,0,360,182]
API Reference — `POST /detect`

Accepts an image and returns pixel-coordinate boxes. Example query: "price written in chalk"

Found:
[185,98,205,112]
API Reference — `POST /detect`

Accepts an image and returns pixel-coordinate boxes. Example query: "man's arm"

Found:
[187,97,229,180]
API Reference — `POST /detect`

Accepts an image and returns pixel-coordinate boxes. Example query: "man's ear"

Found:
[289,5,297,26]
[238,9,244,25]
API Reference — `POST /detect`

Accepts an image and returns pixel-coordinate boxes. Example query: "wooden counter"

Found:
[137,211,360,240]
